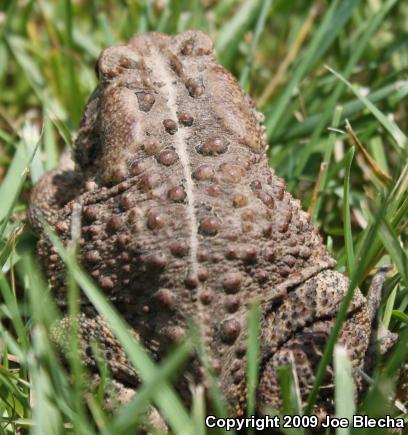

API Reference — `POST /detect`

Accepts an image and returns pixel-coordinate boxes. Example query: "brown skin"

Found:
[29,31,391,417]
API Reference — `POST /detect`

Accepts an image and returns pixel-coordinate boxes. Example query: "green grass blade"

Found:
[311,105,343,224]
[216,0,261,64]
[239,0,272,89]
[105,341,192,434]
[391,310,408,325]
[0,130,41,238]
[287,0,399,186]
[334,345,355,435]
[246,303,261,419]
[191,385,206,435]
[343,146,356,277]
[305,190,389,414]
[266,0,359,136]
[277,363,304,435]
[0,273,29,349]
[0,140,33,223]
[7,36,72,145]
[326,66,407,149]
[51,0,84,126]
[383,287,397,329]
[30,326,65,435]
[268,81,407,144]
[378,219,408,288]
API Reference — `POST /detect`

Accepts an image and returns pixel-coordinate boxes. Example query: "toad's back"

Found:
[30,31,336,411]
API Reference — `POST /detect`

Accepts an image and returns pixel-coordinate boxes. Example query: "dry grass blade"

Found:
[345,120,392,184]
[307,161,327,216]
[258,4,319,106]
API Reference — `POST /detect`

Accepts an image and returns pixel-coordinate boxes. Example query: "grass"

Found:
[0,0,407,434]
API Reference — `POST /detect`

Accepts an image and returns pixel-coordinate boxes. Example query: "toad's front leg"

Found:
[51,313,168,433]
[50,313,140,391]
